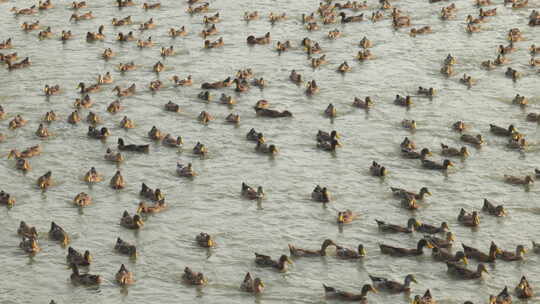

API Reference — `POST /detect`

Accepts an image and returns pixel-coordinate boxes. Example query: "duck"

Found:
[462,242,500,263]
[139,18,156,31]
[83,167,102,183]
[446,262,488,280]
[356,49,374,61]
[86,25,105,41]
[246,32,271,45]
[268,12,287,24]
[441,144,469,158]
[324,104,336,118]
[394,95,412,107]
[198,91,212,101]
[20,236,40,254]
[70,264,101,285]
[380,239,433,257]
[21,21,41,32]
[137,200,167,214]
[416,221,449,234]
[482,199,506,217]
[201,24,218,38]
[254,254,292,272]
[432,247,468,264]
[339,12,364,23]
[198,111,214,124]
[43,84,60,96]
[440,63,454,76]
[505,67,520,81]
[182,267,207,285]
[8,115,28,129]
[97,72,113,84]
[116,31,136,42]
[139,183,164,201]
[118,116,135,129]
[60,30,73,41]
[244,11,259,21]
[370,161,387,177]
[8,145,42,159]
[425,232,455,248]
[162,134,183,147]
[255,138,278,155]
[15,157,31,172]
[498,245,527,261]
[305,80,319,95]
[143,2,161,9]
[391,187,431,200]
[422,159,453,170]
[149,79,163,91]
[117,0,135,7]
[86,111,103,125]
[148,126,164,141]
[118,62,137,73]
[110,170,125,189]
[118,138,149,153]
[327,29,341,39]
[489,124,516,136]
[37,171,53,190]
[515,276,533,299]
[460,74,476,87]
[0,38,12,49]
[401,147,431,160]
[311,185,330,203]
[17,221,37,238]
[369,274,417,294]
[193,142,208,156]
[352,96,373,109]
[203,12,220,24]
[196,232,215,248]
[504,175,533,185]
[255,107,292,118]
[276,40,292,53]
[241,273,264,294]
[461,134,484,147]
[225,113,240,124]
[73,192,92,207]
[526,112,540,122]
[161,46,175,57]
[115,237,137,257]
[481,60,496,69]
[70,11,94,21]
[336,244,367,259]
[410,26,432,37]
[66,111,81,124]
[169,26,188,37]
[204,37,224,48]
[176,163,197,177]
[323,284,377,302]
[171,75,192,86]
[457,209,480,227]
[88,127,110,140]
[104,148,124,163]
[49,222,69,245]
[241,182,264,200]
[187,2,209,14]
[311,55,327,68]
[337,210,358,224]
[400,137,416,151]
[111,16,132,26]
[74,95,93,109]
[115,264,134,286]
[35,124,51,138]
[120,211,144,229]
[67,247,92,266]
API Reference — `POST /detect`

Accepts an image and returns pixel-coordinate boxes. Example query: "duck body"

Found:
[369,274,417,294]
[380,239,433,256]
[254,253,291,272]
[288,239,335,257]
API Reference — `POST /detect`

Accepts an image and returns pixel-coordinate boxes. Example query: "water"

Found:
[1,0,540,303]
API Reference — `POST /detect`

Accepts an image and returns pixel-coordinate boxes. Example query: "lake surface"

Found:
[1,0,540,303]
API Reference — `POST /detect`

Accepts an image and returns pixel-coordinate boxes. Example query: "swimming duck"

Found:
[441,144,469,158]
[507,28,523,41]
[148,126,164,141]
[74,95,92,109]
[324,104,336,117]
[120,211,144,229]
[177,163,197,177]
[504,175,533,185]
[317,139,340,152]
[241,273,264,294]
[432,247,467,264]
[17,221,37,238]
[204,37,224,48]
[225,113,240,124]
[116,31,136,42]
[49,222,69,245]
[481,59,496,69]
[139,18,156,31]
[70,264,101,285]
[370,161,387,177]
[86,25,105,42]
[247,32,271,45]
[116,264,134,286]
[505,67,520,81]
[21,21,41,32]
[117,0,135,7]
[380,239,433,257]
[336,244,367,259]
[323,284,376,302]
[66,111,81,124]
[0,52,17,64]
[37,171,52,190]
[139,183,164,201]
[369,274,417,293]
[8,145,42,159]
[84,167,102,183]
[201,24,218,38]
[446,262,488,280]
[193,142,208,156]
[337,61,351,73]
[490,124,516,136]
[252,77,266,89]
[311,55,328,68]
[416,221,449,234]
[526,112,540,122]
[305,80,319,95]
[400,137,416,150]
[182,267,207,285]
[136,200,167,214]
[15,157,31,172]
[482,199,506,217]
[246,128,264,142]
[410,26,433,37]
[60,30,73,41]
[254,254,292,272]
[401,119,417,130]
[327,29,341,39]
[356,49,374,61]
[143,2,161,9]
[401,148,431,160]
[115,237,137,257]
[241,182,264,200]
[337,210,358,224]
[391,187,431,200]
[137,36,154,48]
[498,245,526,261]
[352,96,373,109]
[8,115,28,129]
[425,232,455,248]
[375,218,418,233]
[198,111,214,124]
[515,276,533,298]
[422,159,453,170]
[195,232,215,248]
[20,236,40,254]
[6,57,31,70]
[460,74,476,87]
[110,170,125,189]
[111,16,132,27]
[105,148,124,162]
[311,185,330,203]
[460,134,484,147]
[162,134,183,147]
[394,95,412,107]
[255,107,292,118]
[457,209,480,227]
[170,75,192,87]
[87,126,111,139]
[73,192,92,207]
[412,290,436,304]
[37,27,53,39]
[67,247,92,266]
[35,123,50,138]
[0,38,12,49]
[118,138,149,153]
[169,26,188,37]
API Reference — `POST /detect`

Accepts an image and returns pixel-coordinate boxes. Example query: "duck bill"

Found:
[359,248,367,256]
[338,215,344,223]
[207,239,214,247]
[461,257,468,265]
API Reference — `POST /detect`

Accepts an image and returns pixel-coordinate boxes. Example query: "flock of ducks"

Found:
[1,0,540,303]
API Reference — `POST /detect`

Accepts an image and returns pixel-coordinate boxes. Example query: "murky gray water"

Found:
[1,0,540,303]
